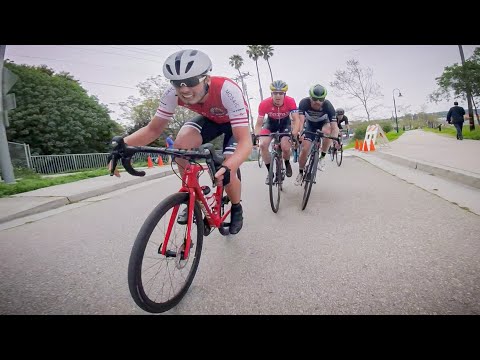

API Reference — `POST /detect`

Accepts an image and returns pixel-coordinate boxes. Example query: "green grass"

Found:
[0,168,111,198]
[422,125,480,140]
[0,158,170,198]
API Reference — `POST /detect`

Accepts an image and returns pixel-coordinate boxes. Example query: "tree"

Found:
[429,47,480,125]
[5,61,121,155]
[118,75,224,150]
[260,45,274,82]
[229,54,254,132]
[330,59,383,121]
[246,45,264,101]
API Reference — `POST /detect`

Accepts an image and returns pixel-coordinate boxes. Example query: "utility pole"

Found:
[458,45,475,130]
[0,45,17,184]
[233,71,255,133]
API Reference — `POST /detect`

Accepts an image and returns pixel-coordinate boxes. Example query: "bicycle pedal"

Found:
[203,216,214,236]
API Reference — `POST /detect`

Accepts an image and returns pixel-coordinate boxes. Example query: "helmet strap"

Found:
[198,79,210,103]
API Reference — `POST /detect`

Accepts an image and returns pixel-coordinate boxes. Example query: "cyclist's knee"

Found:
[174,132,201,149]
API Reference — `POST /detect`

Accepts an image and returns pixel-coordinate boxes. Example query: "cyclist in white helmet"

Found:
[109,49,252,235]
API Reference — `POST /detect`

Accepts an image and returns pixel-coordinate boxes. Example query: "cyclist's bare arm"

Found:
[254,115,264,135]
[124,116,169,146]
[223,126,252,173]
[291,111,301,136]
[298,114,305,139]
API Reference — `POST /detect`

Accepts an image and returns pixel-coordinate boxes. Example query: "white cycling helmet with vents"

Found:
[163,49,212,80]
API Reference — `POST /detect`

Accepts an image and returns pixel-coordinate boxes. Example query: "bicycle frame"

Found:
[162,163,229,260]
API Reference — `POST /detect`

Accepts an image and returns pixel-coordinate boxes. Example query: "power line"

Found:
[7,54,139,90]
[103,45,169,58]
[57,45,161,63]
[79,80,137,90]
[6,53,153,76]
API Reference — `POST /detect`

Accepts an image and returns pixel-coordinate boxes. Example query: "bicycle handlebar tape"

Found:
[221,166,231,187]
[122,157,146,177]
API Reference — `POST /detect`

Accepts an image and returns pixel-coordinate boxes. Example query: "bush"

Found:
[352,124,368,140]
[379,122,392,133]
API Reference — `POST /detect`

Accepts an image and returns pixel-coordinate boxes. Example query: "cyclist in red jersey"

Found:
[254,80,300,184]
[109,49,252,235]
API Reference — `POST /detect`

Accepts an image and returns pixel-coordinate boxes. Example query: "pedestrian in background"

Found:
[447,101,466,140]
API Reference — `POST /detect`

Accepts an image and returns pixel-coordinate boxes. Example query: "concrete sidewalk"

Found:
[0,166,176,224]
[352,129,480,189]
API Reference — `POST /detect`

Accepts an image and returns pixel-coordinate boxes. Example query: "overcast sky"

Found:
[5,45,479,125]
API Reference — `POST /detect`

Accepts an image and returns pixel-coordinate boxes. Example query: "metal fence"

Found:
[7,141,31,169]
[5,140,255,174]
[29,152,171,174]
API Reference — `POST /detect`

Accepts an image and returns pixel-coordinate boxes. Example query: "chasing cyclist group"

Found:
[109,49,350,235]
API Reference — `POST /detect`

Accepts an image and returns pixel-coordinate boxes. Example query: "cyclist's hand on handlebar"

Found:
[215,165,231,187]
[108,160,121,177]
[107,135,126,177]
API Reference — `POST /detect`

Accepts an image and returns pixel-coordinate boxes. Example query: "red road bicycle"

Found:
[109,137,238,313]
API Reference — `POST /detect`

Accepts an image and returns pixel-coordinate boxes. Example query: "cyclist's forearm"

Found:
[123,116,168,146]
[254,116,264,135]
[224,139,252,171]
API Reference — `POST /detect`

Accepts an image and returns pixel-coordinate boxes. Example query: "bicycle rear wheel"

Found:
[301,150,319,211]
[268,152,281,213]
[329,146,335,161]
[128,192,203,313]
[335,144,343,166]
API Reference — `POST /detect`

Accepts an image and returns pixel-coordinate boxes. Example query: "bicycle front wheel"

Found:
[301,150,319,211]
[128,192,204,313]
[335,144,343,166]
[268,152,281,213]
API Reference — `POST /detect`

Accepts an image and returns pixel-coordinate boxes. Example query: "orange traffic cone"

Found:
[354,139,359,150]
[369,139,376,151]
[147,156,153,168]
[157,156,164,166]
[362,140,369,152]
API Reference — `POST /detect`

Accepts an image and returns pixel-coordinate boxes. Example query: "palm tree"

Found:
[246,45,264,101]
[260,45,274,82]
[229,54,254,132]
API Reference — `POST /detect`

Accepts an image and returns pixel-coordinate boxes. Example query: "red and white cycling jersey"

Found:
[258,96,297,120]
[155,76,250,128]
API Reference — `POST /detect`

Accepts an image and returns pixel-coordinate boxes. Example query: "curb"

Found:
[0,169,176,224]
[352,151,480,190]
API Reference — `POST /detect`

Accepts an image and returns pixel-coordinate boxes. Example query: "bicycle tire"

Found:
[329,146,335,161]
[128,192,204,313]
[268,151,281,213]
[301,149,319,211]
[258,150,263,168]
[335,144,343,167]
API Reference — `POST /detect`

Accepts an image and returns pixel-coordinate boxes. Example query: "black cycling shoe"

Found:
[285,162,292,177]
[229,205,243,235]
[177,207,188,225]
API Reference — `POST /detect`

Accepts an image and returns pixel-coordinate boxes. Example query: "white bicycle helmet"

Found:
[162,49,212,80]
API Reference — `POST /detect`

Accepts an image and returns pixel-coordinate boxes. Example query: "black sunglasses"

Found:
[170,76,206,88]
[311,97,325,102]
[272,91,285,96]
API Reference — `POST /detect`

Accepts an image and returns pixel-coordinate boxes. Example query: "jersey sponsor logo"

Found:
[210,107,227,116]
[225,89,241,109]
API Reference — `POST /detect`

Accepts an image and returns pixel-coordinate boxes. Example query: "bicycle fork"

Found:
[161,190,197,260]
